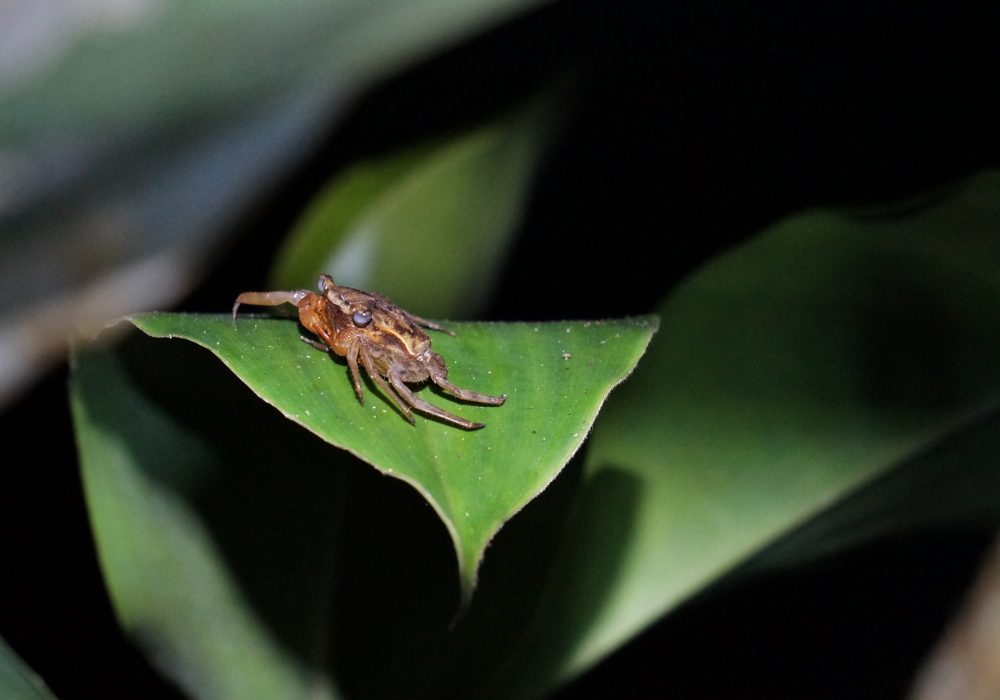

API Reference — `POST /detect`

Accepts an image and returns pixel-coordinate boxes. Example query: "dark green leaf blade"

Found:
[128,313,658,600]
[489,170,1000,698]
[70,344,342,700]
[0,637,57,700]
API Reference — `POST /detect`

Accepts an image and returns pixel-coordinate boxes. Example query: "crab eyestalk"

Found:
[317,274,336,293]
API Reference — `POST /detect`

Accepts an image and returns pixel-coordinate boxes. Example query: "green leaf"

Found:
[487,170,1000,698]
[0,637,57,700]
[71,344,342,700]
[270,103,552,318]
[125,313,657,602]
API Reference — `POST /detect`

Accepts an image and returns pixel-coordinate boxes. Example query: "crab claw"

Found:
[232,289,311,322]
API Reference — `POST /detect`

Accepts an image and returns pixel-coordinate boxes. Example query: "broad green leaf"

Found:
[270,103,551,318]
[0,637,56,700]
[71,344,342,700]
[488,170,1000,698]
[126,313,657,602]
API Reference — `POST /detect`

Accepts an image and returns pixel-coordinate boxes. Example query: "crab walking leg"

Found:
[388,373,484,430]
[428,362,507,406]
[406,312,455,336]
[358,345,414,424]
[231,289,310,320]
[344,341,368,406]
[300,336,330,352]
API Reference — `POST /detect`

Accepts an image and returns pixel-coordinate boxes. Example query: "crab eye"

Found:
[317,274,334,293]
[352,310,372,327]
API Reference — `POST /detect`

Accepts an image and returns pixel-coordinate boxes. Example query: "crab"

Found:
[232,274,506,430]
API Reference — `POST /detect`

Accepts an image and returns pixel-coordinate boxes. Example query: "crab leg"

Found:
[388,373,484,430]
[358,344,414,424]
[404,312,455,336]
[345,341,367,405]
[429,364,507,406]
[300,336,330,352]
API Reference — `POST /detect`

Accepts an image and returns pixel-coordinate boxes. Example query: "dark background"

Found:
[3,1,999,697]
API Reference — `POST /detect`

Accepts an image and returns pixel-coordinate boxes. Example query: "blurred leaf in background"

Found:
[0,636,56,700]
[483,170,1000,699]
[70,341,344,700]
[0,0,552,407]
[271,100,552,318]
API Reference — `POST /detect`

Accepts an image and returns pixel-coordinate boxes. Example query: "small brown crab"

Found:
[233,274,506,430]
